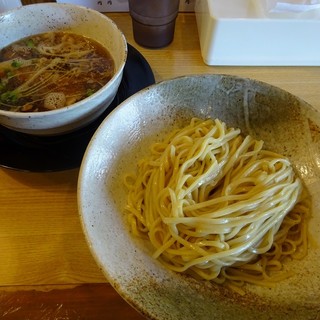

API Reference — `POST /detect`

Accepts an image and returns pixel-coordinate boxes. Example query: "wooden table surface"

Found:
[1,11,320,319]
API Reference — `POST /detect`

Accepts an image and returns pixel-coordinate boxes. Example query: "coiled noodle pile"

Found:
[124,118,309,290]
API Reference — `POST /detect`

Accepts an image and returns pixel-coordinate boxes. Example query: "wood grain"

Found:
[0,284,145,319]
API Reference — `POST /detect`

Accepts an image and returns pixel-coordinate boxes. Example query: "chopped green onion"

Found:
[6,70,14,78]
[11,60,22,68]
[25,38,35,48]
[86,88,95,97]
[1,91,19,103]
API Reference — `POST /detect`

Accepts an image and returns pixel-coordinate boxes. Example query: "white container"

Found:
[195,0,320,66]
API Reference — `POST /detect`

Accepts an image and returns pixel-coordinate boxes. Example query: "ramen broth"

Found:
[0,32,115,112]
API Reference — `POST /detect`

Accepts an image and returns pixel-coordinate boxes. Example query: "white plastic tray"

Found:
[195,0,320,66]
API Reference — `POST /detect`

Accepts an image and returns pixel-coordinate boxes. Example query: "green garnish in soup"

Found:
[0,31,114,112]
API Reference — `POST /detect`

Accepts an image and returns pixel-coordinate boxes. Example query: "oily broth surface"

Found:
[0,31,114,112]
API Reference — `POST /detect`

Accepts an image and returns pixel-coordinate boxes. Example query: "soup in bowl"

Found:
[0,3,127,135]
